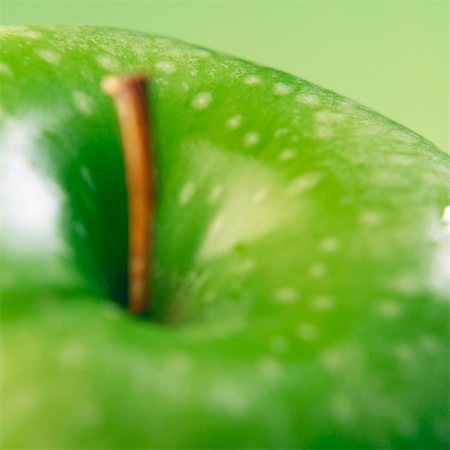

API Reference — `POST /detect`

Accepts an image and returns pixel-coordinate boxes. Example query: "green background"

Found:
[0,0,448,152]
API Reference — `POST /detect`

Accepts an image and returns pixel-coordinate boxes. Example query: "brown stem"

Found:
[102,75,154,315]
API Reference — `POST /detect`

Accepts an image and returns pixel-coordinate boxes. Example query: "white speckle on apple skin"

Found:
[422,171,442,186]
[287,172,323,196]
[359,210,384,226]
[0,268,15,290]
[315,126,334,139]
[36,49,60,64]
[274,287,298,304]
[96,54,120,70]
[258,355,284,382]
[244,132,260,147]
[178,181,196,205]
[371,170,400,186]
[77,400,102,428]
[166,48,184,58]
[226,115,242,129]
[394,130,417,144]
[433,418,449,443]
[358,126,378,136]
[191,48,211,58]
[419,334,440,353]
[394,343,415,362]
[102,302,122,320]
[155,61,177,74]
[274,128,289,138]
[274,82,293,95]
[233,258,255,274]
[375,300,402,319]
[243,75,262,85]
[80,167,96,191]
[279,148,296,161]
[315,111,346,124]
[208,184,224,204]
[309,263,327,278]
[58,341,85,368]
[269,335,289,354]
[296,92,320,105]
[296,323,318,341]
[8,389,39,419]
[320,237,340,253]
[251,188,269,205]
[165,352,192,374]
[389,272,419,295]
[0,26,42,39]
[389,154,413,166]
[320,349,345,371]
[73,221,86,237]
[0,62,12,76]
[191,92,212,110]
[208,381,250,416]
[330,393,355,424]
[310,294,335,311]
[72,90,94,115]
[203,290,215,303]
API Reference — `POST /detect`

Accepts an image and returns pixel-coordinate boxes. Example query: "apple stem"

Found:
[102,75,154,315]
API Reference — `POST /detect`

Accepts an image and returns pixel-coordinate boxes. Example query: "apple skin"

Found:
[0,26,449,449]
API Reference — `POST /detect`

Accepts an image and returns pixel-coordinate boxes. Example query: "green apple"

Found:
[0,25,449,449]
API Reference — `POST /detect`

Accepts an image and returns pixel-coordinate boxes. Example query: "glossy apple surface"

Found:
[0,26,449,449]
